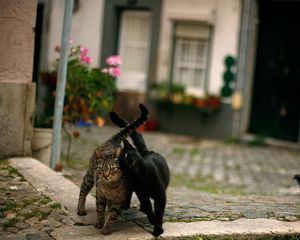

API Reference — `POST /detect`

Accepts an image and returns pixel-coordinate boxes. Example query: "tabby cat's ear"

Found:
[114,147,122,158]
[123,139,135,150]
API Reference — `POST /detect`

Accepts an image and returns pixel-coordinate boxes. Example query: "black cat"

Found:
[109,111,170,237]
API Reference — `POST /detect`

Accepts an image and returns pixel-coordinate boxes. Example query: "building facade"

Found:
[0,0,37,156]
[35,0,300,143]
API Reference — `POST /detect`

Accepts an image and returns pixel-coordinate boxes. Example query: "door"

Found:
[117,10,151,92]
[249,0,300,142]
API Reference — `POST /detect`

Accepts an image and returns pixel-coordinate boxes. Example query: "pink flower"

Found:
[69,38,74,45]
[80,47,89,57]
[80,56,93,64]
[85,56,93,64]
[108,67,121,77]
[106,55,122,66]
[79,47,93,64]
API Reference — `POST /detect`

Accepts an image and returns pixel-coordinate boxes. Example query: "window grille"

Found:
[172,23,211,94]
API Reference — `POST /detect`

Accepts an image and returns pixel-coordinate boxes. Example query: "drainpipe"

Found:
[50,0,74,169]
[232,0,252,138]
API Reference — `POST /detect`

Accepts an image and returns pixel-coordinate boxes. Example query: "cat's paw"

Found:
[77,209,87,216]
[153,226,164,237]
[94,222,104,229]
[100,225,112,235]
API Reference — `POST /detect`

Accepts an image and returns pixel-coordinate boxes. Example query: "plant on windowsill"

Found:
[149,81,186,104]
[47,40,120,165]
[149,81,221,111]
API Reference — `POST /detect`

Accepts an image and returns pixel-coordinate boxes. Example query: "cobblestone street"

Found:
[0,160,74,239]
[60,125,300,229]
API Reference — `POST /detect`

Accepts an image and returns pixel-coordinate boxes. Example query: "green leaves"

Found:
[53,44,117,126]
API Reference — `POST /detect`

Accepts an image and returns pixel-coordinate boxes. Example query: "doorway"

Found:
[117,10,151,92]
[249,0,300,142]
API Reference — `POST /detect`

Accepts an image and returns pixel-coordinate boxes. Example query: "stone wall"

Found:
[0,0,37,156]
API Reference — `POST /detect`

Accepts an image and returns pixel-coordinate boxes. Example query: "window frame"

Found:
[170,21,213,95]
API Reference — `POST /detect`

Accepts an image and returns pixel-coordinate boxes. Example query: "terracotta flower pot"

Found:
[145,119,158,131]
[207,96,221,109]
[193,98,208,108]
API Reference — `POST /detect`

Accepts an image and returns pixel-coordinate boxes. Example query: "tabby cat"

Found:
[77,104,148,235]
[110,111,170,237]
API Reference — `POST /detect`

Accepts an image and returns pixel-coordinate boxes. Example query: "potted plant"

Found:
[52,42,119,163]
[33,41,119,168]
[31,115,53,166]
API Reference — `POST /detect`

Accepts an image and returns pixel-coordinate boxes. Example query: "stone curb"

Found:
[9,158,300,240]
[161,219,300,239]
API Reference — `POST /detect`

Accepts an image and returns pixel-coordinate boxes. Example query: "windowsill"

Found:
[154,100,220,114]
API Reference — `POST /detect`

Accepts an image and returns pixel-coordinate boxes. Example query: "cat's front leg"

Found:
[101,204,121,235]
[77,166,95,216]
[124,189,133,210]
[153,193,166,237]
[136,193,155,224]
[77,191,87,216]
[95,194,106,229]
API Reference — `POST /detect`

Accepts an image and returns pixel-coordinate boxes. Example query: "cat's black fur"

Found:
[109,111,170,237]
[77,104,149,235]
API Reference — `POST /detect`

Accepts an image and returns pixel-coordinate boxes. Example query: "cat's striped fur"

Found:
[110,111,170,237]
[77,104,148,235]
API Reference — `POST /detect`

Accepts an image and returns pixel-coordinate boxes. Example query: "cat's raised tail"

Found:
[110,104,148,145]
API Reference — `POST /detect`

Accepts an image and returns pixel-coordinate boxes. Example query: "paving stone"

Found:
[61,216,74,225]
[0,219,7,227]
[25,217,39,225]
[242,211,268,219]
[31,223,43,230]
[284,216,298,222]
[15,221,30,229]
[41,218,62,228]
[5,211,16,219]
[26,232,53,240]
[6,227,19,233]
[48,209,64,221]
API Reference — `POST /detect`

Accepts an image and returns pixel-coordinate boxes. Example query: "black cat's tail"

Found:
[110,104,148,146]
[110,110,149,155]
[110,112,128,127]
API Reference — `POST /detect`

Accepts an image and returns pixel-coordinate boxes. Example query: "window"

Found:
[172,23,211,95]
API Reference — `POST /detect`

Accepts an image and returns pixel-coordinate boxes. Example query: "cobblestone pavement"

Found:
[0,160,74,239]
[60,125,300,227]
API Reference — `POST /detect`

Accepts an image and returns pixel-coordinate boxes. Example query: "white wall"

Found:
[47,0,104,69]
[157,0,241,95]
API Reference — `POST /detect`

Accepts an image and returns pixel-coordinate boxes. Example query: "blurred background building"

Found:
[33,0,300,143]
